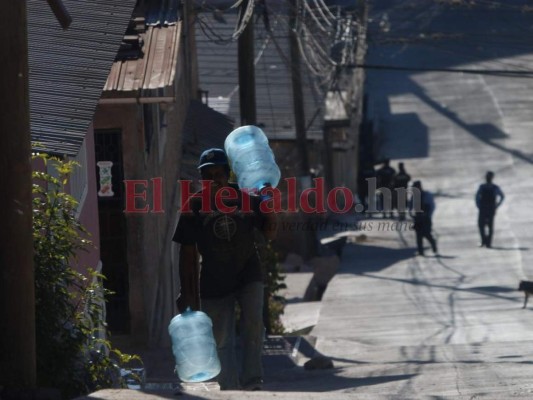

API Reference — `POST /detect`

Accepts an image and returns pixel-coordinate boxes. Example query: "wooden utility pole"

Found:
[0,0,36,388]
[289,0,309,176]
[289,0,315,260]
[238,0,257,126]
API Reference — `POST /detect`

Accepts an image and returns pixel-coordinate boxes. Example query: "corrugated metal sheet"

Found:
[195,11,325,141]
[103,24,181,94]
[28,0,137,156]
[181,99,235,181]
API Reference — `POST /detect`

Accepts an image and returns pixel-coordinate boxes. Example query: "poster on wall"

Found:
[97,161,114,197]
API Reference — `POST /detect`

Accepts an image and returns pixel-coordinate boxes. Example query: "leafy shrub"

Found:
[32,154,141,399]
[255,233,287,335]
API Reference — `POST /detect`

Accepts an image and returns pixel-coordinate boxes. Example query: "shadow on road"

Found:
[359,273,520,305]
[490,246,529,251]
[265,370,417,392]
[339,242,415,274]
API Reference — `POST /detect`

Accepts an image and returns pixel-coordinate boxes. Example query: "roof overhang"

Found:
[28,0,137,156]
[102,23,182,102]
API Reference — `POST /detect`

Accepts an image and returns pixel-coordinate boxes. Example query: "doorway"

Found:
[95,129,130,333]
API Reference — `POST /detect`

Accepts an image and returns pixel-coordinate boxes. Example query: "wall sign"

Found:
[97,161,114,197]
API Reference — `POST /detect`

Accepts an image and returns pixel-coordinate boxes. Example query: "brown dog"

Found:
[518,280,533,308]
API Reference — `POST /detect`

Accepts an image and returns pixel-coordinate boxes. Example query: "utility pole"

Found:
[0,0,71,392]
[289,0,309,176]
[182,0,199,100]
[289,0,315,259]
[238,0,257,126]
[0,0,36,388]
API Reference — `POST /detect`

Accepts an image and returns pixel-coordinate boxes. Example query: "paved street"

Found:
[80,1,533,398]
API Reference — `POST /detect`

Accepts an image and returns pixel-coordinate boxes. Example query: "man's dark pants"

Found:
[414,216,437,255]
[478,209,495,247]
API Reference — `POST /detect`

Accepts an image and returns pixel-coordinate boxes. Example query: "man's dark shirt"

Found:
[173,186,266,298]
[393,172,411,189]
[476,183,504,214]
[376,166,396,188]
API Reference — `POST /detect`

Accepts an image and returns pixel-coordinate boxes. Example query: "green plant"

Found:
[255,233,287,335]
[32,154,141,399]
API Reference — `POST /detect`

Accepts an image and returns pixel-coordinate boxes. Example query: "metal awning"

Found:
[28,0,137,156]
[102,23,182,98]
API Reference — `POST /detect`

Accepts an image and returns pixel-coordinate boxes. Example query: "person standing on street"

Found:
[357,161,376,215]
[410,180,438,256]
[392,162,411,220]
[476,171,504,248]
[376,159,396,218]
[173,148,278,391]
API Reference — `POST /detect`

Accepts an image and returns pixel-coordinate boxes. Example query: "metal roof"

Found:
[103,23,181,95]
[195,11,325,141]
[28,0,137,156]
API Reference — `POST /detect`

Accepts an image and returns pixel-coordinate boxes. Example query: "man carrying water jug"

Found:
[173,147,278,391]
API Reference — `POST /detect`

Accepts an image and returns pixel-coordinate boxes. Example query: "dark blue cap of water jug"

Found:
[197,148,228,169]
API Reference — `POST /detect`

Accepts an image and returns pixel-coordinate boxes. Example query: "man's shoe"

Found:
[242,379,263,391]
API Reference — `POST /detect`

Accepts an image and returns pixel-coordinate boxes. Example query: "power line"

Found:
[347,62,533,77]
[194,0,255,43]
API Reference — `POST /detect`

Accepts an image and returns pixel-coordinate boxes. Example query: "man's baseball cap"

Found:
[197,148,228,169]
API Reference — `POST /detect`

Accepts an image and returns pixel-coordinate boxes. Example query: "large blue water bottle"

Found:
[168,308,221,382]
[224,125,281,191]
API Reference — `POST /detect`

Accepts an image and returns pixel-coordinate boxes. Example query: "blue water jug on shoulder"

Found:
[224,125,281,192]
[168,307,221,382]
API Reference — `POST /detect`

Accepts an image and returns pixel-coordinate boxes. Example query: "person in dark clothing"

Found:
[410,181,438,256]
[357,161,376,214]
[173,148,277,391]
[476,171,504,248]
[392,162,411,220]
[376,159,396,218]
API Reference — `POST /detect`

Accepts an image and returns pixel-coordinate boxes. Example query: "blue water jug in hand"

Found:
[224,125,281,192]
[168,308,221,382]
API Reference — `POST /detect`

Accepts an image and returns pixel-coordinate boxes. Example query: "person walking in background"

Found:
[376,159,396,218]
[476,171,504,248]
[410,180,438,256]
[392,162,411,220]
[173,148,278,391]
[357,161,376,215]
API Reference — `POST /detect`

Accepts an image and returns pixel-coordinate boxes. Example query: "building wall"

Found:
[75,125,102,274]
[94,88,189,346]
[93,104,146,340]
[267,141,324,260]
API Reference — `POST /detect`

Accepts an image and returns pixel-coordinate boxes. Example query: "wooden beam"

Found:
[0,0,36,388]
[46,0,72,30]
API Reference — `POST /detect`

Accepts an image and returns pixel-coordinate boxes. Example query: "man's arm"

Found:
[496,186,505,208]
[255,187,278,241]
[177,244,200,312]
[475,186,481,209]
[427,192,436,218]
[261,211,278,241]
